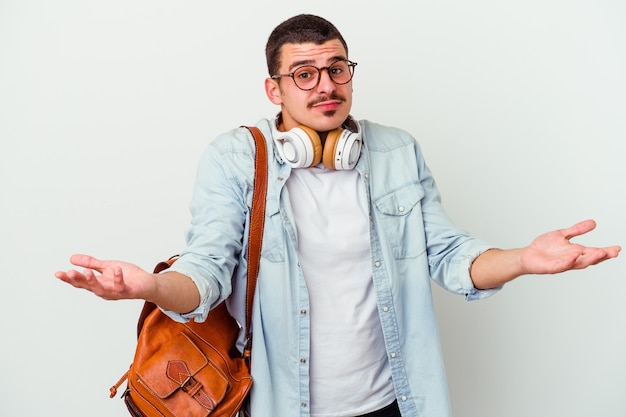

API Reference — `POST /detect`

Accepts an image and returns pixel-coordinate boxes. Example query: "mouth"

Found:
[311,100,342,112]
[309,94,345,112]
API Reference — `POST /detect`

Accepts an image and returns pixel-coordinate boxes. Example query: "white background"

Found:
[1,1,625,416]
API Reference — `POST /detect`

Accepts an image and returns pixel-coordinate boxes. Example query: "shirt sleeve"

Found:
[159,268,214,323]
[158,129,255,322]
[411,135,502,300]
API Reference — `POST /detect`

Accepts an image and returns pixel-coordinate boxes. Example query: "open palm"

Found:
[55,254,156,301]
[521,220,621,275]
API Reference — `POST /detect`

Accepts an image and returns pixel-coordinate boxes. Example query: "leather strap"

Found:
[132,127,267,352]
[166,360,218,412]
[241,126,268,356]
[110,127,268,402]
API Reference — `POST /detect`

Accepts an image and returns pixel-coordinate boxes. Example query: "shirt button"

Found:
[382,306,389,312]
[301,402,307,408]
[374,261,381,267]
[300,358,306,364]
[399,206,405,212]
[401,395,408,401]
[390,352,397,358]
[300,309,307,315]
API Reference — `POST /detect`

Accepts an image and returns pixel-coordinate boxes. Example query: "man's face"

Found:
[265,39,353,133]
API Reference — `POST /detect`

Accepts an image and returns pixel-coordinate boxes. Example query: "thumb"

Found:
[562,219,597,240]
[69,254,105,271]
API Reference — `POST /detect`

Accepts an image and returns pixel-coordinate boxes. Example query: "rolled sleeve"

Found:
[158,266,213,323]
[458,246,502,301]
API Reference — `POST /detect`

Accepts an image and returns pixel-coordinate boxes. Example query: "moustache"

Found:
[307,93,345,108]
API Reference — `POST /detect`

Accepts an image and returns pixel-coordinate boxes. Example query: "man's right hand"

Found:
[55,254,157,301]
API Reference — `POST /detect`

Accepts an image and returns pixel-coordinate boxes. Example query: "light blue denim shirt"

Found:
[164,118,498,417]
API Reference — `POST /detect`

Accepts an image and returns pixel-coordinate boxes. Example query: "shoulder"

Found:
[209,122,268,154]
[192,119,274,189]
[358,119,418,151]
[199,119,273,163]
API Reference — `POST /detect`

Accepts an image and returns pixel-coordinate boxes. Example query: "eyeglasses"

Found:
[271,60,357,91]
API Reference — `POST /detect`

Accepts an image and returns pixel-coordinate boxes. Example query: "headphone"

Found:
[272,114,362,170]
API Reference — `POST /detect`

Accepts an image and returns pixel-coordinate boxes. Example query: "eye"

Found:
[294,66,316,80]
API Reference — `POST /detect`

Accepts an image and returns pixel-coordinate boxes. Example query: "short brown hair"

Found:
[265,14,349,76]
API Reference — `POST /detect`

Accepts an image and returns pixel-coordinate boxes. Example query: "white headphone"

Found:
[272,114,362,170]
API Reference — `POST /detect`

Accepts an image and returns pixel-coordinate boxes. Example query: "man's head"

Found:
[264,14,354,134]
[265,14,348,77]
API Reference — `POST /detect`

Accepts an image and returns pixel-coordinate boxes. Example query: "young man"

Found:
[56,14,620,417]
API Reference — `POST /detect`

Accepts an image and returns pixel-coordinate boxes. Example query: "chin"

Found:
[317,111,350,131]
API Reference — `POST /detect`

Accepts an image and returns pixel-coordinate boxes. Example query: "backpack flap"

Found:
[136,332,229,414]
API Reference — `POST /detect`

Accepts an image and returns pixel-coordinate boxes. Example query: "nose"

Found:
[315,67,336,93]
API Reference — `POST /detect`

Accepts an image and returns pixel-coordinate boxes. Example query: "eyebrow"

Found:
[287,55,347,72]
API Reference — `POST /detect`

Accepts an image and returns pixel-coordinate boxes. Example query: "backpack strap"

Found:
[240,126,268,361]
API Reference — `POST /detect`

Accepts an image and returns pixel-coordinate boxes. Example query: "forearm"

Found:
[148,271,201,314]
[470,248,527,290]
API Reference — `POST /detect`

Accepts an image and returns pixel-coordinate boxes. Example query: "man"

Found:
[56,14,620,417]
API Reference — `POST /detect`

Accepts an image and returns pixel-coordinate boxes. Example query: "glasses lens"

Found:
[291,61,355,90]
[293,66,319,90]
[328,61,353,84]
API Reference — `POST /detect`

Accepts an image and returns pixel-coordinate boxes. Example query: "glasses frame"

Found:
[271,60,358,91]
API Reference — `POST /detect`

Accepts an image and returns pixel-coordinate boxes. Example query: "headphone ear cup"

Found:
[322,128,343,169]
[299,126,323,167]
[276,125,323,168]
[322,127,362,170]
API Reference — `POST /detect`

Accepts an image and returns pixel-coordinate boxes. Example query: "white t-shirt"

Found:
[286,164,395,417]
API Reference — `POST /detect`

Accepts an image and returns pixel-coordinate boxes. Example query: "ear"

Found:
[265,77,283,105]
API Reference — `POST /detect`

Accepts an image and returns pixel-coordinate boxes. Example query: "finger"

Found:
[608,245,622,257]
[562,219,597,241]
[83,268,109,296]
[69,254,105,273]
[83,267,103,288]
[575,247,619,269]
[111,266,126,293]
[55,269,93,291]
[595,246,621,261]
[83,267,98,281]
[54,271,68,280]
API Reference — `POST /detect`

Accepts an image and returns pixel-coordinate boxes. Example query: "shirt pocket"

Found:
[260,198,285,262]
[373,182,427,259]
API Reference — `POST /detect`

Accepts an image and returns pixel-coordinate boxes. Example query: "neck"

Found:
[318,131,329,145]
